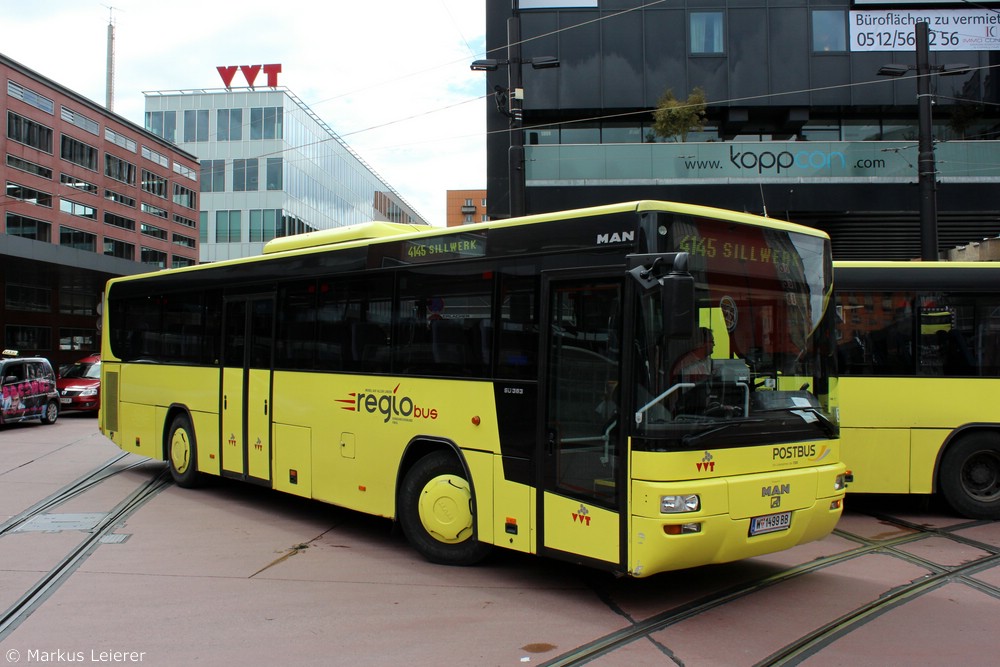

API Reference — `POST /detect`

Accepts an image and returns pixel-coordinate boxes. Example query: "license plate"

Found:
[60,397,72,404]
[749,511,791,536]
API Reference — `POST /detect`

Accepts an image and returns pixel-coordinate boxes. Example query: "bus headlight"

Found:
[834,474,848,491]
[661,494,700,513]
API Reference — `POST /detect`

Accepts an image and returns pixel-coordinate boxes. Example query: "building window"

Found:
[5,212,51,241]
[216,210,241,242]
[172,232,196,249]
[5,283,51,312]
[140,247,167,268]
[141,169,168,199]
[59,226,97,252]
[7,111,53,153]
[7,154,52,179]
[141,223,167,240]
[105,189,136,208]
[183,109,209,142]
[690,12,724,54]
[103,237,135,260]
[145,110,176,143]
[141,202,169,219]
[8,80,54,114]
[5,325,51,351]
[61,107,99,135]
[61,174,98,195]
[141,145,170,168]
[250,107,283,140]
[173,162,196,181]
[172,256,196,269]
[200,211,208,243]
[105,154,136,185]
[105,211,135,231]
[59,328,96,351]
[266,157,282,190]
[201,159,225,193]
[217,108,243,141]
[7,182,52,207]
[172,184,196,210]
[173,213,196,229]
[234,158,259,192]
[105,128,137,153]
[812,10,846,53]
[59,134,97,171]
[60,198,97,221]
[59,290,98,316]
[249,209,280,242]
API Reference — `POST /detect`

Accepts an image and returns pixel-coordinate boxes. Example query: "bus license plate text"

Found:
[749,511,791,536]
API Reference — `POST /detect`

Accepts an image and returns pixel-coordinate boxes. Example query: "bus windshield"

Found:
[632,213,836,450]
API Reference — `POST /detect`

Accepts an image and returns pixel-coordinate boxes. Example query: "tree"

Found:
[651,87,707,142]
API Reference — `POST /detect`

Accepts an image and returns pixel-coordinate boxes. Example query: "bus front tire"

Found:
[398,451,492,566]
[940,432,1000,520]
[167,415,201,488]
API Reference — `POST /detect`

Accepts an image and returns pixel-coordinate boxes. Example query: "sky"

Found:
[0,0,489,226]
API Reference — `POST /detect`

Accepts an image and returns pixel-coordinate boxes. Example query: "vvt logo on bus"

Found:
[337,383,438,424]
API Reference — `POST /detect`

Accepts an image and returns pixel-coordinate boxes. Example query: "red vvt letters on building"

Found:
[217,64,282,89]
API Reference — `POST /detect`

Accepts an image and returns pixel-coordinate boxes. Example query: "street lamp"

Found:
[471,16,559,218]
[878,21,969,261]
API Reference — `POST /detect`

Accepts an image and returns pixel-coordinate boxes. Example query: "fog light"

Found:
[664,522,702,535]
[661,494,700,513]
[830,499,843,510]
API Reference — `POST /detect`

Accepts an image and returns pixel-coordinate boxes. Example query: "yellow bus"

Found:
[99,201,847,577]
[835,260,1000,519]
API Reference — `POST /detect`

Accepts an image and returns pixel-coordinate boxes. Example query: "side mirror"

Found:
[663,268,695,339]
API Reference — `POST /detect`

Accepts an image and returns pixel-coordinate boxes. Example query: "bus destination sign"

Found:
[400,232,487,264]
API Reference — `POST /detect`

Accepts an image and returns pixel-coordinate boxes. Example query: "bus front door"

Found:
[221,295,274,484]
[539,274,624,569]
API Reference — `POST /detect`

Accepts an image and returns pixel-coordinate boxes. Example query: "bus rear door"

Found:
[221,295,274,484]
[539,273,624,568]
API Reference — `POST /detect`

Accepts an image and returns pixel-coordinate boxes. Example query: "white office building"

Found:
[144,86,426,262]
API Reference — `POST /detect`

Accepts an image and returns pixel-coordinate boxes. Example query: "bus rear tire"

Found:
[398,451,492,566]
[940,432,1000,520]
[167,415,201,488]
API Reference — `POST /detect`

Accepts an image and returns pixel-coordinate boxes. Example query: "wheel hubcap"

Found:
[417,474,473,544]
[171,430,191,474]
[962,451,1000,501]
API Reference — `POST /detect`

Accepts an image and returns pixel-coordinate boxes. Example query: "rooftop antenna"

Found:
[758,182,769,218]
[103,5,119,111]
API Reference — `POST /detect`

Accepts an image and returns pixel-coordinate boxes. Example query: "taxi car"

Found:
[57,354,101,414]
[1,349,59,425]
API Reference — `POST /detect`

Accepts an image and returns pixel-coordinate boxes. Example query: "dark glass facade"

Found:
[483,0,1000,259]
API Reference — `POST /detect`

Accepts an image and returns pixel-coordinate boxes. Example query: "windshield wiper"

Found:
[756,406,839,437]
[680,419,765,448]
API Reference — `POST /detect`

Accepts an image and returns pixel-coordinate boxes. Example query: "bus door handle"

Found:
[224,395,228,410]
[546,428,556,456]
[264,399,268,415]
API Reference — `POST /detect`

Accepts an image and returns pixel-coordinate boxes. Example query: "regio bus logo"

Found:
[336,383,439,424]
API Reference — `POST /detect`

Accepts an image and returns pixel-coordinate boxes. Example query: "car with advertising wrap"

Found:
[57,354,101,414]
[0,349,59,425]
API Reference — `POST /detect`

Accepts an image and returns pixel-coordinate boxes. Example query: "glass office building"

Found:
[144,87,425,262]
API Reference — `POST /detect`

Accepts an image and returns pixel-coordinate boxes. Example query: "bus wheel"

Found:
[940,433,1000,520]
[398,451,491,566]
[167,415,201,488]
[40,399,59,425]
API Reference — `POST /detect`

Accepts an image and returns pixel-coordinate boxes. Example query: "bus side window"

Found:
[496,278,538,380]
